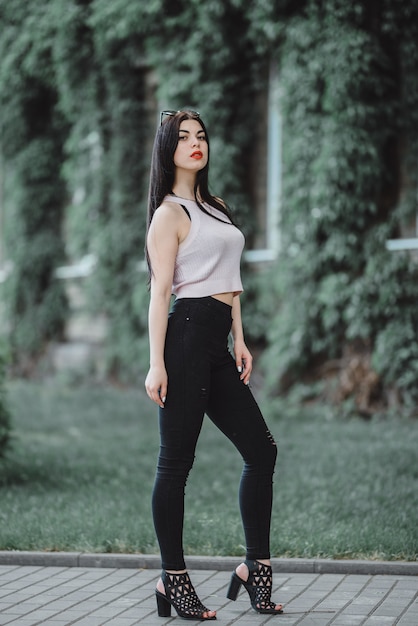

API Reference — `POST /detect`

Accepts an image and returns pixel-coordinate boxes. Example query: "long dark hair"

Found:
[145,110,233,279]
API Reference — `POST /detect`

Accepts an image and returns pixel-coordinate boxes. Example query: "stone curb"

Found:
[0,551,417,576]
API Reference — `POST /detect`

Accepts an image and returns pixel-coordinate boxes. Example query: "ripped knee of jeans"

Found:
[266,429,276,446]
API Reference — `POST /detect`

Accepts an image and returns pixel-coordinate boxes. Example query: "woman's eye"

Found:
[178,135,187,141]
[198,135,206,141]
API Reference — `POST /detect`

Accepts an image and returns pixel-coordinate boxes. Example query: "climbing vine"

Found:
[263,0,418,412]
[0,2,68,372]
[0,343,10,457]
[0,0,417,410]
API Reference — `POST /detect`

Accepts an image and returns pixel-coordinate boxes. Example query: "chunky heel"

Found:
[156,590,171,617]
[227,560,283,615]
[226,573,242,601]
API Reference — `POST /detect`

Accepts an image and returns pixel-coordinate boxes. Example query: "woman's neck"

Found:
[172,172,199,201]
[171,185,199,201]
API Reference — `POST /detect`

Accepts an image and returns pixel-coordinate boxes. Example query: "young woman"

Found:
[145,109,283,621]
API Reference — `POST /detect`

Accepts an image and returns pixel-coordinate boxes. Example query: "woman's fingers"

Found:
[237,355,252,385]
[145,369,168,408]
[147,387,165,408]
[158,385,167,408]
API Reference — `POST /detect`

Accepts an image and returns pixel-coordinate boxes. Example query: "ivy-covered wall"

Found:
[0,0,417,411]
[263,0,418,413]
[0,3,69,373]
[0,342,10,457]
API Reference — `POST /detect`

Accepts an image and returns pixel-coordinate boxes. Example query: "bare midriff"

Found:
[210,292,234,306]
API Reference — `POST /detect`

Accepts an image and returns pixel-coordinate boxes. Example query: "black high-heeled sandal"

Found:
[226,559,284,614]
[155,570,217,620]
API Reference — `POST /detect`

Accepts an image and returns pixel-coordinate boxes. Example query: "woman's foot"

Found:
[156,569,216,620]
[227,559,283,614]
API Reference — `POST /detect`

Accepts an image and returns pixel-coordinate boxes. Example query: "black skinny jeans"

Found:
[152,296,277,571]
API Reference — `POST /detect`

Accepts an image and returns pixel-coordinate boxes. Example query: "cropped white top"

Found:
[164,195,245,298]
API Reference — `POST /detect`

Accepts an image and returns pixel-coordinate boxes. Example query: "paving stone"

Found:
[0,602,43,615]
[362,617,398,624]
[398,615,418,626]
[0,614,39,626]
[42,622,80,626]
[297,614,336,625]
[331,617,366,626]
[0,565,417,624]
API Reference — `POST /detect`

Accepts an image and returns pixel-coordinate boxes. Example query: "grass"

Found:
[0,379,417,561]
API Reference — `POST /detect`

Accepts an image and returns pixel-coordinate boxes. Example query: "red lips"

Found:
[191,151,203,159]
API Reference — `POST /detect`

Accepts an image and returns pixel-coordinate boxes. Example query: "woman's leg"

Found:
[152,307,211,571]
[152,302,217,619]
[207,355,283,612]
[206,357,277,561]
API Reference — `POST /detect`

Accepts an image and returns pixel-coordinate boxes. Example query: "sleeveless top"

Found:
[164,195,245,298]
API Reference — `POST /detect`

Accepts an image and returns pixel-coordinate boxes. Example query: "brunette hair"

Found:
[145,110,233,279]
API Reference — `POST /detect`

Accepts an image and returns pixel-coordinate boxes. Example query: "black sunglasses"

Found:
[160,109,200,126]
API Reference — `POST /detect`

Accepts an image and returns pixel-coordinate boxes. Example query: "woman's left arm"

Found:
[231,294,253,385]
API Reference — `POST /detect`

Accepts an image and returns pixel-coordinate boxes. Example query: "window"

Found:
[245,61,281,263]
[386,193,418,254]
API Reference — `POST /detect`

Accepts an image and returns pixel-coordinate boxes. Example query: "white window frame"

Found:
[386,190,418,252]
[245,61,281,263]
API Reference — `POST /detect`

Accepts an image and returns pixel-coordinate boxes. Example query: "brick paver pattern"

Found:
[0,565,417,625]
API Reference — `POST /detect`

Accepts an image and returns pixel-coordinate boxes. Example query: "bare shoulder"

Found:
[153,200,188,224]
[149,200,190,246]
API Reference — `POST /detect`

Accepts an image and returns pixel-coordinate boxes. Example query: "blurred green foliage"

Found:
[0,0,417,410]
[0,2,68,371]
[0,342,10,457]
[262,0,418,411]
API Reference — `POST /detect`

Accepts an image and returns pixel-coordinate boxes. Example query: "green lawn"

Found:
[1,380,417,561]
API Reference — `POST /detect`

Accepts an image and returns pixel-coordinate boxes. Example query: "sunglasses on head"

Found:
[160,109,200,126]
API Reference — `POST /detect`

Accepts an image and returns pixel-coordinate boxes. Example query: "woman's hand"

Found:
[233,339,253,385]
[145,364,168,408]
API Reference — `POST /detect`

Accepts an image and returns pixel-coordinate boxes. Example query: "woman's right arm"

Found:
[145,204,181,408]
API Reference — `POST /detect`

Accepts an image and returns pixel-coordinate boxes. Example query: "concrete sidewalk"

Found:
[0,556,417,626]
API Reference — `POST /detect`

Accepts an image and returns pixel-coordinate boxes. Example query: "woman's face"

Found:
[173,119,208,173]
